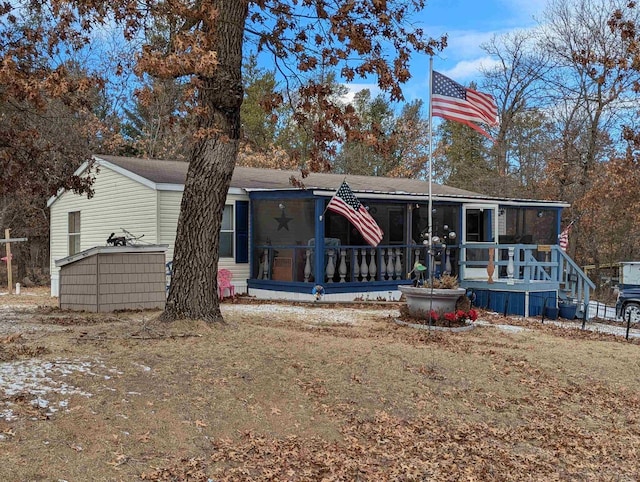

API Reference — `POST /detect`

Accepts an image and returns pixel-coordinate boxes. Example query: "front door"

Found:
[461,204,499,280]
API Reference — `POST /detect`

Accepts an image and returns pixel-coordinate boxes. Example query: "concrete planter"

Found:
[398,285,466,318]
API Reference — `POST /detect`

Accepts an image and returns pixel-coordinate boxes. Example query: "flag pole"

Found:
[319,177,347,221]
[427,56,434,273]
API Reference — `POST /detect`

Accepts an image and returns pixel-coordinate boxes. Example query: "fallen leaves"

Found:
[0,333,48,362]
[108,452,129,467]
[0,333,22,344]
[1,300,639,481]
[133,307,640,481]
[136,395,640,482]
[141,457,208,481]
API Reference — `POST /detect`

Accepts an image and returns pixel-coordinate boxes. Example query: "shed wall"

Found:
[59,256,98,311]
[96,252,166,312]
[59,251,166,312]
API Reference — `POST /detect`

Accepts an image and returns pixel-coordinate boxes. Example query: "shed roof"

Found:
[55,244,168,268]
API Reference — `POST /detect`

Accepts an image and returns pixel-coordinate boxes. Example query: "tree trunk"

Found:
[160,0,247,323]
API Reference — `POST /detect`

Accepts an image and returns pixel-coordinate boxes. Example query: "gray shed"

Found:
[55,245,168,312]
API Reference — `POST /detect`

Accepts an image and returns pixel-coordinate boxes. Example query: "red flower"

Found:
[430,310,439,321]
[468,309,478,321]
[444,312,457,322]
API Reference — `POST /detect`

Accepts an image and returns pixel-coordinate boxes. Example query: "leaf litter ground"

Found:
[0,288,639,481]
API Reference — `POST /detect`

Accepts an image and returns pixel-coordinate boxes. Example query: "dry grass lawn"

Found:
[1,288,639,481]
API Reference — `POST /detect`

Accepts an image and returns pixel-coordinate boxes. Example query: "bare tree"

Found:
[537,0,640,267]
[481,31,552,182]
[540,0,640,195]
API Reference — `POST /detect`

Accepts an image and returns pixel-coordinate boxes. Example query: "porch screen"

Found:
[324,202,401,246]
[252,199,316,281]
[412,204,460,243]
[252,199,315,247]
[503,208,558,244]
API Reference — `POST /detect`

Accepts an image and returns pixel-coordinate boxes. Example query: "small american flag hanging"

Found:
[326,181,384,247]
[559,224,572,251]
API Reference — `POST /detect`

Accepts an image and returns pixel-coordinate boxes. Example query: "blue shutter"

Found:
[235,200,249,263]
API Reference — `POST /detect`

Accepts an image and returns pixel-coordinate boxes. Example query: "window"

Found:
[220,204,234,258]
[68,211,81,255]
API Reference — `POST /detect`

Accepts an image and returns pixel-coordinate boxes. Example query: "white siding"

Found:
[50,166,158,294]
[157,190,182,262]
[157,190,250,293]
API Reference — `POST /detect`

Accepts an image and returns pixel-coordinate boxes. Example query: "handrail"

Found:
[457,243,594,316]
[552,246,595,312]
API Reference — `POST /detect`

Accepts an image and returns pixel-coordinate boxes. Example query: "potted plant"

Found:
[398,273,470,322]
[396,275,478,331]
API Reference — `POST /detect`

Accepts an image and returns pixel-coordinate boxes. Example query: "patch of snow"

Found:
[31,398,49,408]
[0,358,120,421]
[1,408,16,421]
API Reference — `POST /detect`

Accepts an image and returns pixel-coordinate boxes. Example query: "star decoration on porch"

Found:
[274,211,293,231]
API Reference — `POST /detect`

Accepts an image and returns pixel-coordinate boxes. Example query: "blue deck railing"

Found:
[252,242,594,309]
[459,243,595,311]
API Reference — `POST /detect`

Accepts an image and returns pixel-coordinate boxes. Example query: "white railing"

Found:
[254,244,459,284]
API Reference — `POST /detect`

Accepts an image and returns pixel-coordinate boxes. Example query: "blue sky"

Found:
[344,0,548,103]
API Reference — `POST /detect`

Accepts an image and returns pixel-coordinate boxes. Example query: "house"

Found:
[48,154,595,317]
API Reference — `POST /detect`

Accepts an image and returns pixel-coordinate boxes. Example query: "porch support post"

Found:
[315,198,325,284]
[550,247,559,281]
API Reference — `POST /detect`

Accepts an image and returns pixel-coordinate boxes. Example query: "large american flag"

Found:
[327,181,384,247]
[431,70,499,140]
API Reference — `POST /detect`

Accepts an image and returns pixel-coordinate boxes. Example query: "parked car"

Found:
[615,287,640,323]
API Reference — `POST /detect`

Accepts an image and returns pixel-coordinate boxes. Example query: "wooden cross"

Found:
[1,229,28,294]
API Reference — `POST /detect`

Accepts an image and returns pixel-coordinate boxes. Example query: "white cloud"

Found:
[442,57,503,81]
[340,83,382,105]
[443,30,499,60]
